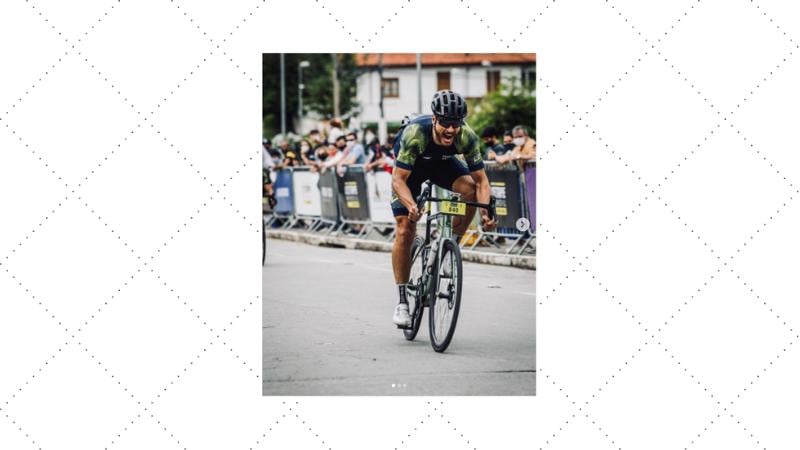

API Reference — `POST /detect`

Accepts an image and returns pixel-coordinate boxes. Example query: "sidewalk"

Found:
[265,227,536,270]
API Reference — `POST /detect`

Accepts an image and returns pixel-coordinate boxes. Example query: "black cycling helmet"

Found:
[431,90,467,122]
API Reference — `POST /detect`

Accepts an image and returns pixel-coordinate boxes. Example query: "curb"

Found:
[266,230,536,270]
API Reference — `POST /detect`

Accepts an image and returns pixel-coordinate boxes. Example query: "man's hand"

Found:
[408,204,424,222]
[480,212,496,231]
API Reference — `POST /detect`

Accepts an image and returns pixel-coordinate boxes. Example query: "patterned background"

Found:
[1,0,799,448]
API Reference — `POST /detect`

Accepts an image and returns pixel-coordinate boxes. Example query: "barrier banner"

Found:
[317,170,339,222]
[292,168,322,217]
[484,163,523,229]
[337,167,370,221]
[273,169,294,215]
[524,162,536,232]
[366,170,395,223]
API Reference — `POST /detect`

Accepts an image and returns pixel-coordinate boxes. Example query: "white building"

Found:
[355,53,536,126]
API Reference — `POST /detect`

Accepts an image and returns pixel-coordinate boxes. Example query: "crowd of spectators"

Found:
[262,119,536,181]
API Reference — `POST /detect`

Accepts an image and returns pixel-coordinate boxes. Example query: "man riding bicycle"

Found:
[262,139,278,209]
[391,90,496,327]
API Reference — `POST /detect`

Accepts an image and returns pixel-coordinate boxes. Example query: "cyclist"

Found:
[391,90,496,327]
[262,139,277,209]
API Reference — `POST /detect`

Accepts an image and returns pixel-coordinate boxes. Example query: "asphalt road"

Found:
[263,239,536,395]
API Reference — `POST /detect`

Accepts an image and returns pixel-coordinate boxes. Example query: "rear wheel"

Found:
[404,236,426,341]
[428,238,462,352]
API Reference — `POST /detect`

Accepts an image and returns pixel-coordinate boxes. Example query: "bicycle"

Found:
[398,180,496,353]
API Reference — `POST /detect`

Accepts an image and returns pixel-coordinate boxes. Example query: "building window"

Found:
[486,70,501,93]
[437,71,451,90]
[381,78,399,98]
[523,68,536,90]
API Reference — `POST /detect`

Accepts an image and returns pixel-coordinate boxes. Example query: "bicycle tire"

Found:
[428,238,463,352]
[404,236,426,341]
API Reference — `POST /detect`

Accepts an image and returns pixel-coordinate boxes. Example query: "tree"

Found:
[262,53,360,139]
[466,76,536,138]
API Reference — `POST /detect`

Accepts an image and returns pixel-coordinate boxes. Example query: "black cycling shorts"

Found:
[391,157,470,217]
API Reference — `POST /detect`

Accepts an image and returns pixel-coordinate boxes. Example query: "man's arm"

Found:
[323,151,344,168]
[470,168,496,230]
[516,138,536,161]
[394,124,421,171]
[365,153,385,171]
[337,153,357,167]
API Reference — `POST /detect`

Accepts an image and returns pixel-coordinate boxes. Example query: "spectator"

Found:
[495,125,536,165]
[502,130,515,152]
[335,132,366,176]
[364,137,394,173]
[328,118,345,144]
[338,132,367,165]
[313,135,346,173]
[308,129,323,147]
[363,128,377,147]
[298,139,315,165]
[266,138,284,166]
[314,143,329,163]
[481,126,508,161]
[277,139,291,155]
[277,147,301,169]
[262,139,275,170]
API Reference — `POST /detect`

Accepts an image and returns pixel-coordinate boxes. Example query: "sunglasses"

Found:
[436,118,463,129]
[346,138,356,142]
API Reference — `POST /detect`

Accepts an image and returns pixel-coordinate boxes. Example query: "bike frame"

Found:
[416,181,496,248]
[411,181,496,300]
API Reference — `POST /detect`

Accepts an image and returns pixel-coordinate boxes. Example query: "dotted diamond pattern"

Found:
[1,0,799,449]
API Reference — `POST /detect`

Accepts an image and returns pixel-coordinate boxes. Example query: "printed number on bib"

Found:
[439,201,466,216]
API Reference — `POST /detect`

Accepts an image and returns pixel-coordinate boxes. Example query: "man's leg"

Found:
[390,217,416,326]
[450,175,478,238]
[392,216,416,284]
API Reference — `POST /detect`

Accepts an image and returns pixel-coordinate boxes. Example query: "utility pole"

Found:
[378,53,386,144]
[416,53,422,114]
[280,53,286,136]
[332,53,340,119]
[298,60,310,135]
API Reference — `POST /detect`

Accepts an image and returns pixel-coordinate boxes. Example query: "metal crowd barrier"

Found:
[264,166,397,240]
[461,161,534,254]
[518,161,536,254]
[263,160,535,254]
[265,169,294,229]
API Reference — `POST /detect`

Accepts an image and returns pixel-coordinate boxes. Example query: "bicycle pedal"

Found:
[396,325,412,330]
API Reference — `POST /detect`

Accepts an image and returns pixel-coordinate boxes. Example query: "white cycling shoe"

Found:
[392,303,412,327]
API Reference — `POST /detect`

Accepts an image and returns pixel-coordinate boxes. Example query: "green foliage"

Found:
[466,76,536,139]
[262,54,360,138]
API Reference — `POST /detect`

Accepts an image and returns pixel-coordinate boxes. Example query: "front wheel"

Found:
[428,238,463,352]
